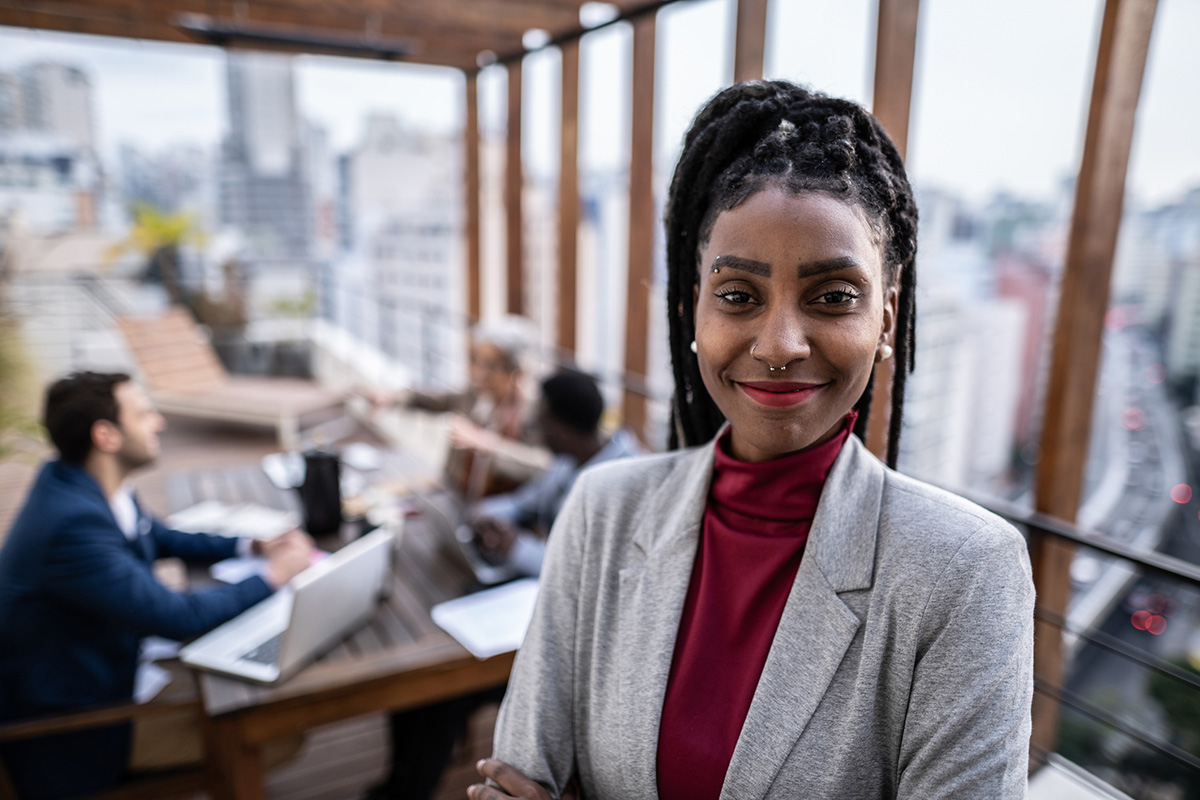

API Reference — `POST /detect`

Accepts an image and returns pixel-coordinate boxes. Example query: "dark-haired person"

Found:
[470,369,642,576]
[0,372,313,800]
[363,369,641,800]
[472,81,1034,800]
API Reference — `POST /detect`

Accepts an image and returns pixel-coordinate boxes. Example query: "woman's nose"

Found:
[752,307,811,369]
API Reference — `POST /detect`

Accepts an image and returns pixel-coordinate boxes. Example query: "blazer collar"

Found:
[51,461,151,556]
[618,431,886,800]
[629,440,714,557]
[805,433,884,593]
[721,434,885,799]
[629,429,883,593]
[51,460,109,503]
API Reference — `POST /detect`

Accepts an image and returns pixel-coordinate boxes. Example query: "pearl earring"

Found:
[879,344,894,361]
[690,340,698,354]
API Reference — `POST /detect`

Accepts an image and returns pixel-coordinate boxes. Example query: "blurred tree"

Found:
[1148,658,1200,755]
[108,205,247,340]
[0,247,44,461]
[109,203,206,305]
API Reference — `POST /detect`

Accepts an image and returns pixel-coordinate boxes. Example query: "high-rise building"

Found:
[0,63,101,234]
[19,63,94,151]
[218,52,312,264]
[0,72,24,132]
[325,114,465,389]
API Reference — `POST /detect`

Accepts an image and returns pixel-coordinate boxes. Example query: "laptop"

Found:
[180,526,394,684]
[412,490,517,586]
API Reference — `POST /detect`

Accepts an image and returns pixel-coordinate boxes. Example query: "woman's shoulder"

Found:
[878,467,1027,562]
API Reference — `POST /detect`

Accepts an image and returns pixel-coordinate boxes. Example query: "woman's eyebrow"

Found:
[711,255,770,276]
[796,256,866,279]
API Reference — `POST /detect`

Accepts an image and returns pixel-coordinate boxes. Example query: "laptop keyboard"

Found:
[241,633,283,666]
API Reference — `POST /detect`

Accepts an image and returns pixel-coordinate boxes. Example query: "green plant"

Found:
[108,203,208,304]
[0,316,44,461]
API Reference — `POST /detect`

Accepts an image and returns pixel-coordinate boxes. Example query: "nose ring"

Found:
[750,344,787,372]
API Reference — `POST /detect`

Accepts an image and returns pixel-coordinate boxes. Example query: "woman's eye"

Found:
[814,289,861,305]
[715,290,754,306]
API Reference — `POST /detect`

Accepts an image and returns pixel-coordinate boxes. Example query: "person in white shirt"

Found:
[0,371,313,799]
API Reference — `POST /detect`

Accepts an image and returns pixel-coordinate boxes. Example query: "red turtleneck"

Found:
[656,416,855,800]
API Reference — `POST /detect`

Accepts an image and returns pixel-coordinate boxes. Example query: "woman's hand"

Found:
[450,414,499,452]
[468,759,577,800]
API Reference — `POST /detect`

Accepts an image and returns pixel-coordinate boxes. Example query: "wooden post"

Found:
[1031,0,1157,756]
[465,71,481,323]
[623,13,656,442]
[733,0,769,83]
[865,0,920,460]
[505,59,524,316]
[558,40,581,358]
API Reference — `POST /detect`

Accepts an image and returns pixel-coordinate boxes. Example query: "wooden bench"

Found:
[116,308,344,449]
[0,689,212,800]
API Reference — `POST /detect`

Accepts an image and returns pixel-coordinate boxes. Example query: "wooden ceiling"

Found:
[0,0,661,71]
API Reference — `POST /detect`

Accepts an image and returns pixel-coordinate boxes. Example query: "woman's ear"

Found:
[880,284,899,346]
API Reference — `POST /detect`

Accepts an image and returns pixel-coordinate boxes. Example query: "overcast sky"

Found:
[0,0,1196,205]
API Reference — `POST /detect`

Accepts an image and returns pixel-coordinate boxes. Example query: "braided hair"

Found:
[665,80,918,468]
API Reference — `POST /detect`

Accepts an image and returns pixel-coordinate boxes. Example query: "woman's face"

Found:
[470,342,519,401]
[693,186,897,462]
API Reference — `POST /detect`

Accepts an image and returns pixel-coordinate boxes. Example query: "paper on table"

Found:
[167,501,299,541]
[134,637,180,703]
[134,663,172,704]
[210,550,329,584]
[430,578,539,660]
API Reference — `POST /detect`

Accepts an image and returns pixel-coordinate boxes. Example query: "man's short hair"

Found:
[43,371,131,464]
[541,369,604,435]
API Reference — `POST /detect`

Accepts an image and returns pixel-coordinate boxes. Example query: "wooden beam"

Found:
[557,39,580,358]
[505,59,525,316]
[623,12,656,443]
[865,0,919,461]
[0,2,503,68]
[0,0,568,68]
[1030,0,1157,756]
[732,0,769,83]
[465,72,482,324]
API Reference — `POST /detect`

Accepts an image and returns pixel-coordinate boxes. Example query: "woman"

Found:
[470,81,1034,800]
[371,314,547,493]
[404,313,538,442]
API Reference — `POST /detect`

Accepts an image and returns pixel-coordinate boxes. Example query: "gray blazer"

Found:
[494,434,1034,799]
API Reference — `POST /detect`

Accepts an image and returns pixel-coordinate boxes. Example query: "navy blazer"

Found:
[0,461,273,799]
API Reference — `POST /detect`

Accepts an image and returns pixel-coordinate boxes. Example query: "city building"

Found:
[324,113,465,389]
[218,51,312,266]
[18,62,94,151]
[0,63,102,235]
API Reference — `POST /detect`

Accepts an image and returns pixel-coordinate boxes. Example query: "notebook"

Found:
[180,526,394,684]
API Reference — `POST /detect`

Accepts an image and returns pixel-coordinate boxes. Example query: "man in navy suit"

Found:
[0,371,313,799]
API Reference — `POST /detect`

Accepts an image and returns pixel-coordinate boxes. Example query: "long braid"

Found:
[665,81,918,468]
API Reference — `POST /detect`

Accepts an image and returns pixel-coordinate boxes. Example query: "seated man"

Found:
[0,371,313,800]
[364,368,642,800]
[470,368,642,576]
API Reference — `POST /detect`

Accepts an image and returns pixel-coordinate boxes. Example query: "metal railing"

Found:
[969,490,1200,789]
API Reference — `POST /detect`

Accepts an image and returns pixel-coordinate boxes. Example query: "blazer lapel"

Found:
[720,436,884,800]
[616,445,714,798]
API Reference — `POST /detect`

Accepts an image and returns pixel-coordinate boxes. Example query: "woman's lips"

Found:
[737,381,826,407]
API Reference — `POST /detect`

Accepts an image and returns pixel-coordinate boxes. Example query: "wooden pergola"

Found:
[0,0,1161,761]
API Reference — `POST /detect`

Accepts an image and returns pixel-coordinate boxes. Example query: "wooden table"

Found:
[167,456,515,800]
